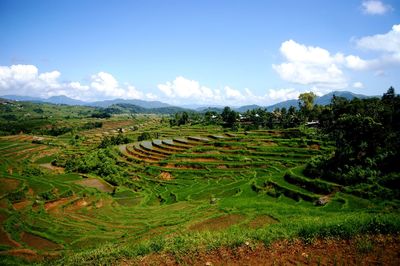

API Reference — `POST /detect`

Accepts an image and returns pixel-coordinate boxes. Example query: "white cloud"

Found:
[356,24,400,54]
[272,40,348,89]
[0,64,148,102]
[273,27,400,89]
[157,76,305,105]
[361,0,392,15]
[268,88,301,101]
[344,55,369,70]
[353,81,364,88]
[157,76,218,101]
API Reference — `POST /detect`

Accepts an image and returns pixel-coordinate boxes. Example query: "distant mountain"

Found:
[235,105,262,113]
[315,91,370,106]
[105,103,190,114]
[264,91,371,112]
[46,95,87,105]
[266,99,299,112]
[1,90,372,114]
[2,95,44,102]
[1,95,172,109]
[197,107,224,113]
[90,99,171,108]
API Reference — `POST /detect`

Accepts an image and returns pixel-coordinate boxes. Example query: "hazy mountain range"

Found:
[1,91,372,113]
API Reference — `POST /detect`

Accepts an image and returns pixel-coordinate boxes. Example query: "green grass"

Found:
[0,123,399,265]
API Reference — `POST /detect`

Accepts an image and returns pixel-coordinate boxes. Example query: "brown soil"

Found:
[0,199,8,209]
[6,146,47,157]
[159,172,173,180]
[13,200,31,210]
[0,248,39,262]
[0,178,20,197]
[39,163,65,173]
[132,235,400,266]
[76,178,114,193]
[0,213,21,248]
[309,144,321,150]
[45,196,75,211]
[20,232,62,250]
[189,214,244,232]
[178,158,220,163]
[247,215,278,229]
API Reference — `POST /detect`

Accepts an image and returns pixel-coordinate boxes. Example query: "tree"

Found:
[298,92,317,122]
[138,132,151,141]
[221,107,238,129]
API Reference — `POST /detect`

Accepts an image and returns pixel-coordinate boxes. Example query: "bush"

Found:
[138,132,151,141]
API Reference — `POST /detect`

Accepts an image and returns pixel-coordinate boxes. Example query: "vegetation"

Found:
[0,89,399,265]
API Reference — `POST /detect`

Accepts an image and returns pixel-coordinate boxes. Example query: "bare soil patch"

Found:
[13,200,31,210]
[189,214,244,232]
[0,213,21,248]
[0,178,20,197]
[45,196,75,211]
[247,215,278,229]
[309,144,321,150]
[133,235,400,266]
[20,232,62,251]
[76,178,114,193]
[159,172,173,180]
[39,163,65,173]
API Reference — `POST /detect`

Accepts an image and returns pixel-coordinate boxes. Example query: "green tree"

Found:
[298,92,317,122]
[221,107,238,129]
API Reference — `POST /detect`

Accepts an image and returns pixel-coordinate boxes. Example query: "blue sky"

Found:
[0,0,399,106]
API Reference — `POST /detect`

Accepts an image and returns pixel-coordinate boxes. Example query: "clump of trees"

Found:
[91,111,111,119]
[305,87,400,199]
[169,112,190,126]
[138,132,151,141]
[98,133,130,148]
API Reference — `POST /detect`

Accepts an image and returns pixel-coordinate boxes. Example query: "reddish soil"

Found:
[20,232,62,250]
[246,215,278,229]
[132,235,400,266]
[12,200,31,210]
[159,172,174,181]
[39,163,65,173]
[76,178,114,193]
[189,214,244,232]
[0,178,20,197]
[309,144,321,150]
[0,248,60,262]
[0,199,8,209]
[178,158,219,163]
[45,196,75,211]
[0,213,21,248]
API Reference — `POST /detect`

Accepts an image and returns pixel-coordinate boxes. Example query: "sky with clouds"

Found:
[0,0,399,106]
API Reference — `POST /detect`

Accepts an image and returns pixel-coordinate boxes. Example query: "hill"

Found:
[265,91,370,112]
[1,95,172,109]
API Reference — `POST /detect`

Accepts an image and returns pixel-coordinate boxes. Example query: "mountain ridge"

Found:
[1,90,372,113]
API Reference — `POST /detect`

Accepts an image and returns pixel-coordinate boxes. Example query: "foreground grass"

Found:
[50,212,399,265]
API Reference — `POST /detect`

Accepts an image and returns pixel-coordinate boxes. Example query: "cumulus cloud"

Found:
[273,26,400,89]
[268,88,301,101]
[157,76,304,105]
[353,82,364,88]
[361,0,393,15]
[0,64,147,101]
[356,24,400,54]
[272,40,348,89]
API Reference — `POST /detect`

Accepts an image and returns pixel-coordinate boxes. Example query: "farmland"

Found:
[0,94,399,265]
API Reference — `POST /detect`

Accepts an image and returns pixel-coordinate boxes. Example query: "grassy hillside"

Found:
[0,99,399,265]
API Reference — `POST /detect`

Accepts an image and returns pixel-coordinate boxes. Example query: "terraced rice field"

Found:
[0,126,396,263]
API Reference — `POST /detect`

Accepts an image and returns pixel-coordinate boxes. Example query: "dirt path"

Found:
[129,235,400,266]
